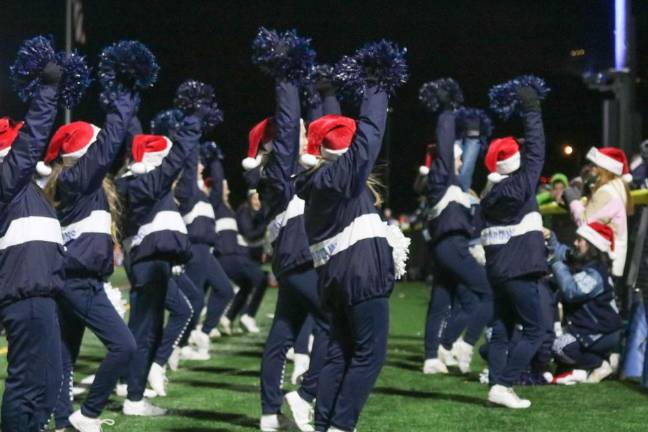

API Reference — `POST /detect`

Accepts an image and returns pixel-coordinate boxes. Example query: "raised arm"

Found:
[0,84,59,202]
[519,109,546,197]
[207,156,226,211]
[427,111,456,194]
[316,86,388,197]
[174,136,201,205]
[457,137,481,192]
[58,92,138,196]
[262,80,301,202]
[130,115,201,202]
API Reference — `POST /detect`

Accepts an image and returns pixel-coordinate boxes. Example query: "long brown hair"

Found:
[593,167,634,215]
[43,159,123,243]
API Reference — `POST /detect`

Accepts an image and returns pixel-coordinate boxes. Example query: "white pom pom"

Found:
[384,223,411,280]
[36,161,52,177]
[622,173,633,183]
[487,172,509,184]
[300,153,318,168]
[131,162,147,175]
[242,156,261,171]
[418,165,430,176]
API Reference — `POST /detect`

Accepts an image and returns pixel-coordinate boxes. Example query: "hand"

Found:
[546,232,569,263]
[464,116,480,135]
[563,186,582,206]
[40,62,64,87]
[194,102,212,120]
[315,79,335,96]
[516,86,541,112]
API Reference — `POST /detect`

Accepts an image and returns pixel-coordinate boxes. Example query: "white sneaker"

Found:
[438,345,458,367]
[291,354,311,385]
[122,398,167,417]
[68,410,115,432]
[180,345,210,361]
[168,347,181,372]
[479,368,490,385]
[488,385,531,409]
[284,391,314,431]
[240,314,260,334]
[609,353,620,373]
[115,384,157,399]
[209,327,222,338]
[80,375,96,385]
[586,361,613,383]
[189,329,211,354]
[220,316,233,336]
[147,363,168,397]
[452,340,474,374]
[286,347,295,362]
[422,358,448,375]
[72,386,87,397]
[260,413,294,431]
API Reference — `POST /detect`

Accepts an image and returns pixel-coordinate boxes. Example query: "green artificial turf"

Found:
[1,271,647,431]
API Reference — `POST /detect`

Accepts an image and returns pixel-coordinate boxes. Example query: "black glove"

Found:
[562,186,582,206]
[315,79,335,97]
[194,103,212,121]
[516,86,541,112]
[464,116,480,136]
[200,141,223,164]
[40,62,64,87]
[437,88,453,110]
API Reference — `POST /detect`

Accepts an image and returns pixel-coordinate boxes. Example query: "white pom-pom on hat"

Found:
[419,165,430,176]
[622,173,633,183]
[300,153,318,168]
[241,155,262,171]
[131,162,148,175]
[36,161,52,177]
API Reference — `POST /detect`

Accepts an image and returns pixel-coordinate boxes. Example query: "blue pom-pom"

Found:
[302,64,335,107]
[251,27,316,84]
[9,35,56,102]
[334,40,408,102]
[200,140,224,165]
[418,78,463,113]
[173,80,215,113]
[150,109,184,136]
[203,102,224,133]
[488,75,550,120]
[98,40,159,93]
[56,51,92,108]
[456,107,493,138]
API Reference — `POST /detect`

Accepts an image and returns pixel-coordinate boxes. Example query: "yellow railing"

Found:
[539,189,648,215]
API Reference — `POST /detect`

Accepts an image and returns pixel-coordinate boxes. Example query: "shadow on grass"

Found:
[373,386,488,406]
[619,378,647,396]
[384,360,421,372]
[187,365,259,377]
[168,409,257,428]
[173,378,258,393]
[167,428,230,432]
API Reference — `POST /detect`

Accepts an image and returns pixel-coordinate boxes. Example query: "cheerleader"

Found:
[0,63,65,432]
[40,89,138,430]
[116,110,203,416]
[204,143,267,337]
[295,40,408,431]
[481,82,547,408]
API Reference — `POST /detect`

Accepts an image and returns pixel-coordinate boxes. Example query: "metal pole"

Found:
[64,0,72,124]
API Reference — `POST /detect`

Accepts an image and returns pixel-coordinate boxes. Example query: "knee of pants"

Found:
[111,334,137,358]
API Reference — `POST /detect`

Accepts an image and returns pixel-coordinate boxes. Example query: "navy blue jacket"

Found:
[236,202,266,261]
[553,259,623,347]
[256,81,313,277]
[116,116,200,265]
[296,87,394,306]
[56,93,137,279]
[175,144,216,246]
[426,111,473,244]
[207,157,247,257]
[0,85,64,305]
[480,111,547,285]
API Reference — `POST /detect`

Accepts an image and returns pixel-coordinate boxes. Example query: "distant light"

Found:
[615,0,627,69]
[570,49,586,57]
[563,145,574,156]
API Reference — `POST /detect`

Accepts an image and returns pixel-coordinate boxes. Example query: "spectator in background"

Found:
[383,207,398,226]
[564,147,634,278]
[630,139,648,189]
[536,173,568,206]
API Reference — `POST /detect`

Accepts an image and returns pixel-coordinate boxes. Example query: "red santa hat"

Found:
[586,147,632,183]
[242,118,276,171]
[418,144,434,176]
[576,221,615,256]
[300,114,357,168]
[0,117,24,159]
[485,136,520,183]
[37,121,102,176]
[131,134,173,175]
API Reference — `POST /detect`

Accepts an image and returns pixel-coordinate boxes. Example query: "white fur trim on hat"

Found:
[299,153,318,168]
[0,147,10,160]
[496,151,520,175]
[576,224,612,256]
[36,161,52,176]
[242,155,263,171]
[487,172,509,184]
[586,147,623,176]
[130,162,148,175]
[321,146,348,161]
[419,165,430,176]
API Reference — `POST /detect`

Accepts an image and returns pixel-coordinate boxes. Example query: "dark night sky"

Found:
[1,0,646,212]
